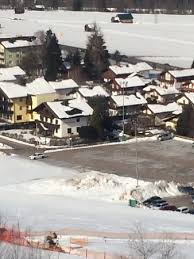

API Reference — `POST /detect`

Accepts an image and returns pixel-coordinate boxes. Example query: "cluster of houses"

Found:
[1,60,194,139]
[1,35,194,139]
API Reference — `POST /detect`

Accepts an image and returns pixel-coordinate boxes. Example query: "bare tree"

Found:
[128,224,182,259]
[129,224,160,259]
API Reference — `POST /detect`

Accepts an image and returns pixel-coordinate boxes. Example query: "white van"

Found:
[176,207,189,213]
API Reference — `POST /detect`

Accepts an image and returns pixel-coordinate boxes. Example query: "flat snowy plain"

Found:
[0,10,194,67]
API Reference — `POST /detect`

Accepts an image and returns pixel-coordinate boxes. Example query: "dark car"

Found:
[188,209,194,215]
[143,196,162,206]
[160,205,177,211]
[178,186,194,195]
[157,132,174,141]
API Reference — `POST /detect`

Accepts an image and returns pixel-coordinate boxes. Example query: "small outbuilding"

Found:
[111,13,133,23]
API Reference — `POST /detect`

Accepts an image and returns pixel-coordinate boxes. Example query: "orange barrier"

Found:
[70,237,88,247]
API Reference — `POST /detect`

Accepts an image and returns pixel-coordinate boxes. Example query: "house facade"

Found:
[49,79,79,100]
[177,93,194,107]
[0,38,41,67]
[34,99,93,138]
[109,93,147,117]
[26,78,57,121]
[160,69,194,89]
[0,82,30,123]
[144,85,180,104]
[112,76,146,95]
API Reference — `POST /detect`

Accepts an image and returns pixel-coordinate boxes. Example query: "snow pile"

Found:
[6,171,181,202]
[0,142,13,149]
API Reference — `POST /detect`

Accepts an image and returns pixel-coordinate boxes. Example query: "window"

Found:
[77,127,80,133]
[56,128,58,133]
[55,119,58,125]
[19,106,22,110]
[67,128,72,134]
[17,115,22,121]
[76,118,80,122]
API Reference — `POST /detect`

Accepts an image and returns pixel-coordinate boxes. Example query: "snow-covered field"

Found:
[1,10,194,67]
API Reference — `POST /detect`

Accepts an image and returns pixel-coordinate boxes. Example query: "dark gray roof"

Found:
[117,13,133,20]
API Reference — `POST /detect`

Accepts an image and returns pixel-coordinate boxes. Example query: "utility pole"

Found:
[135,119,139,188]
[122,81,125,138]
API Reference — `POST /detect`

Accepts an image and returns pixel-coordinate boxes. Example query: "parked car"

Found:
[151,202,168,210]
[143,196,162,206]
[84,23,96,32]
[178,185,194,195]
[188,209,194,215]
[157,132,174,141]
[29,153,47,160]
[176,207,189,213]
[160,205,177,211]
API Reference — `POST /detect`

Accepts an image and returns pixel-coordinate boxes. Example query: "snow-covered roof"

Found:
[115,76,145,88]
[110,62,153,76]
[148,102,182,115]
[35,5,45,8]
[169,69,194,79]
[0,66,26,82]
[26,78,56,95]
[184,92,194,104]
[112,93,147,107]
[0,82,28,98]
[46,99,93,119]
[78,85,109,98]
[49,79,79,90]
[144,85,179,96]
[1,39,39,49]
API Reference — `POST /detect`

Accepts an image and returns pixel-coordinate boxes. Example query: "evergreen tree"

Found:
[176,104,194,136]
[44,29,62,81]
[88,96,110,139]
[84,26,110,80]
[73,49,81,66]
[112,50,121,65]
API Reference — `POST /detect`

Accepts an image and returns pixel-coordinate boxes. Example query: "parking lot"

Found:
[47,139,194,184]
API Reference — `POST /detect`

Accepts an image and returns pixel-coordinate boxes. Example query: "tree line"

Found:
[2,0,194,13]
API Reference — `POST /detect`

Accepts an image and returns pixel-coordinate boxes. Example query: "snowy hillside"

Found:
[0,153,193,234]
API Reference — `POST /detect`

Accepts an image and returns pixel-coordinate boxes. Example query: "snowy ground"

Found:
[0,154,194,235]
[5,170,181,202]
[0,142,13,149]
[1,10,194,67]
[1,129,50,145]
[27,235,194,259]
[0,242,85,259]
